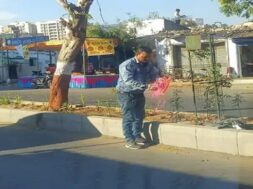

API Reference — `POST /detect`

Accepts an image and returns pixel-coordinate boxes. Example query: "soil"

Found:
[1,101,253,129]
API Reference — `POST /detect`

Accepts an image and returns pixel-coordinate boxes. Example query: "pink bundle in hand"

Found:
[149,77,172,97]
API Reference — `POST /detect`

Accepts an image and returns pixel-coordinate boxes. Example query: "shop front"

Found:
[2,37,119,88]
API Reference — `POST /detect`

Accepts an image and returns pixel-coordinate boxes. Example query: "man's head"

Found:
[135,46,152,63]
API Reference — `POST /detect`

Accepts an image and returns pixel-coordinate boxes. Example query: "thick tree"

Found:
[49,0,93,110]
[218,0,253,18]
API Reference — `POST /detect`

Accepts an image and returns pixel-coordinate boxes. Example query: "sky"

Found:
[0,0,248,26]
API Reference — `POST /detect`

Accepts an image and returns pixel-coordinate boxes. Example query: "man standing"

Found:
[174,8,182,25]
[116,46,158,149]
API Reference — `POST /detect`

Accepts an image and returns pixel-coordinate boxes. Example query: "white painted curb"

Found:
[1,107,253,157]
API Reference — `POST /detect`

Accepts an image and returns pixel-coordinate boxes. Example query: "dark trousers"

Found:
[118,92,145,142]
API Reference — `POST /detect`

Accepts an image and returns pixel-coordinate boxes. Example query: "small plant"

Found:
[169,89,184,122]
[110,88,120,107]
[96,99,102,106]
[96,99,103,111]
[231,94,244,117]
[104,100,112,116]
[203,91,214,118]
[0,96,11,105]
[80,94,86,107]
[14,95,22,106]
[41,102,49,111]
[61,102,73,112]
[30,102,35,109]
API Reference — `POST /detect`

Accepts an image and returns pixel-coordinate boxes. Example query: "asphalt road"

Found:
[0,123,253,189]
[0,83,253,117]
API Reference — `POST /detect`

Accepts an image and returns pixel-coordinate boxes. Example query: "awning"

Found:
[232,37,253,46]
[0,38,118,55]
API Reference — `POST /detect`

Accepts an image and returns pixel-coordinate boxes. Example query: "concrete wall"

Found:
[180,42,228,76]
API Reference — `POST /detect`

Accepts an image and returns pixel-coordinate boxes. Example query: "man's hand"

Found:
[140,84,148,90]
[148,84,158,91]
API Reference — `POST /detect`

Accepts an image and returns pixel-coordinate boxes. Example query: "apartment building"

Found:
[1,22,37,36]
[16,22,37,35]
[2,25,20,36]
[36,20,66,40]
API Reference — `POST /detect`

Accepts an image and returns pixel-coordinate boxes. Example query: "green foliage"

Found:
[191,40,232,119]
[218,0,253,18]
[86,14,144,54]
[203,44,232,119]
[86,21,137,59]
[0,96,11,105]
[62,102,73,112]
[169,89,184,122]
[14,95,22,106]
[192,49,211,61]
[86,23,107,38]
[87,20,137,43]
[80,94,86,107]
[231,94,245,117]
[96,99,103,109]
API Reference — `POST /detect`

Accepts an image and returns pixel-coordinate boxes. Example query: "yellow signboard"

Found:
[45,40,64,46]
[85,38,115,56]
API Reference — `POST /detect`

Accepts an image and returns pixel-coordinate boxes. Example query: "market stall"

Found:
[2,37,119,88]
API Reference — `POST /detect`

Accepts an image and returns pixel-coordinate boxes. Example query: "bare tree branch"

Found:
[59,18,72,29]
[56,0,81,16]
[56,0,70,12]
[77,0,93,12]
[56,0,94,38]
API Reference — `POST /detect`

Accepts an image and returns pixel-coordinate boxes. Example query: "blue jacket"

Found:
[116,57,158,94]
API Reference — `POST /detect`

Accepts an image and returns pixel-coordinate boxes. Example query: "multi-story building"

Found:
[2,25,20,36]
[15,22,37,35]
[1,22,37,36]
[36,20,66,40]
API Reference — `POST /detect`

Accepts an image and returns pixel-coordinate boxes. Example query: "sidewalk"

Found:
[0,122,253,189]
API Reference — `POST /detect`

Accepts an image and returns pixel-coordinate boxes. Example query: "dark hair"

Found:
[135,46,152,55]
[176,9,180,12]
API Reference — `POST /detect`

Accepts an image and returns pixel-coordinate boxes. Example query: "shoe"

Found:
[125,141,142,150]
[135,136,146,145]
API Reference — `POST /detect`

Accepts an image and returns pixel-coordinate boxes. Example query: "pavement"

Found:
[0,122,253,189]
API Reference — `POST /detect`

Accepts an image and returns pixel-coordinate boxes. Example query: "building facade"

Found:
[36,20,66,40]
[1,22,37,37]
[127,18,187,38]
[2,25,20,36]
[17,22,37,35]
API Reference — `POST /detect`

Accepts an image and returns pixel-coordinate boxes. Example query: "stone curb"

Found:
[1,107,253,157]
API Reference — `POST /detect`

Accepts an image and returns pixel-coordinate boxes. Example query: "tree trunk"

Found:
[49,39,83,110]
[49,74,71,109]
[49,0,93,110]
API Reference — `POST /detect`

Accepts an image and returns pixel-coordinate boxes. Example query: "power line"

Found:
[96,0,106,25]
